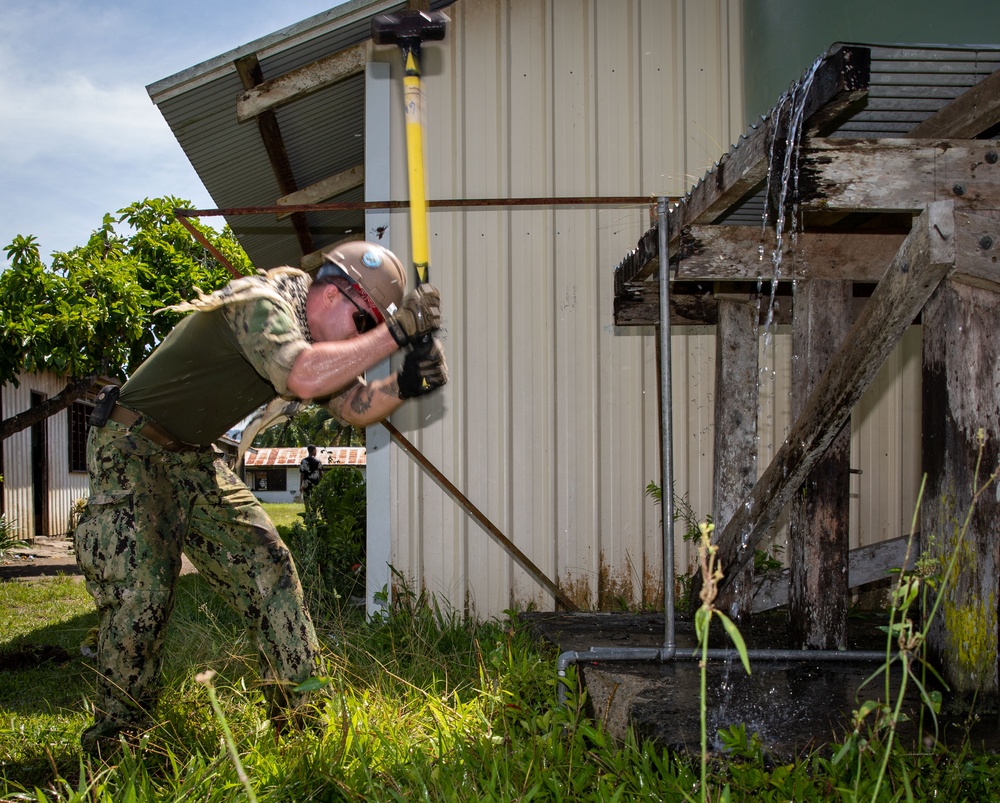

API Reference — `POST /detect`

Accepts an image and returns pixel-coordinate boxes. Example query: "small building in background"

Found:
[1,371,99,540]
[243,446,366,504]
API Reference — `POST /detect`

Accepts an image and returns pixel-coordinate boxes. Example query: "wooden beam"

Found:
[923,278,1000,698]
[236,43,367,122]
[276,165,365,220]
[234,54,313,256]
[752,534,920,613]
[953,210,1000,292]
[613,46,870,289]
[299,232,364,272]
[713,297,760,617]
[678,46,870,230]
[674,225,906,282]
[788,279,852,649]
[614,282,795,327]
[799,138,1000,213]
[714,201,955,592]
[906,67,1000,139]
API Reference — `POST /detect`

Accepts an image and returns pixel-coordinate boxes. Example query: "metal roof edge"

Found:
[831,40,1000,52]
[145,0,401,105]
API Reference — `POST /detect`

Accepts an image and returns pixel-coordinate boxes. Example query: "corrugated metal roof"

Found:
[244,446,366,468]
[147,0,455,272]
[715,43,1000,227]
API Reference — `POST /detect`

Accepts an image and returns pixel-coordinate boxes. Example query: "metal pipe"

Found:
[553,195,892,708]
[658,197,676,655]
[382,419,578,612]
[557,647,890,705]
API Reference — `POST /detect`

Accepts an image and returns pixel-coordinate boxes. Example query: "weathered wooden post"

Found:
[712,293,759,618]
[923,215,1000,705]
[789,279,853,649]
[715,202,954,593]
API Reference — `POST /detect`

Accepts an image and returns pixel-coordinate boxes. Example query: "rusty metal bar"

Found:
[381,419,578,612]
[174,214,244,279]
[174,196,655,218]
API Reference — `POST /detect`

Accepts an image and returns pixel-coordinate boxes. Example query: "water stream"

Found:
[733,54,827,619]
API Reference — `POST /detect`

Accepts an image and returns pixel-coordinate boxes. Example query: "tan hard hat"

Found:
[317,241,407,321]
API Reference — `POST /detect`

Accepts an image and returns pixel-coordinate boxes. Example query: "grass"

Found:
[261,502,306,531]
[2,502,1000,800]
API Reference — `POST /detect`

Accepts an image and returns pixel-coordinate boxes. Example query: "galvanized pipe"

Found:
[658,197,676,655]
[556,647,889,704]
[554,197,891,708]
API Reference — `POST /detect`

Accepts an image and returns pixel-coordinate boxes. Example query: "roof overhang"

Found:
[613,42,1000,327]
[147,0,454,272]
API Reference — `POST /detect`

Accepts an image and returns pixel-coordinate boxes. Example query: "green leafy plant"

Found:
[284,468,366,606]
[0,515,26,563]
[1,199,246,443]
[693,519,751,803]
[835,430,999,802]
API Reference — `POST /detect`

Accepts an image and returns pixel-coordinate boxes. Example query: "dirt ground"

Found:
[0,535,82,580]
[0,535,195,581]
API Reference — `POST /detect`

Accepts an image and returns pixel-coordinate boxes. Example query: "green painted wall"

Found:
[743,0,1000,123]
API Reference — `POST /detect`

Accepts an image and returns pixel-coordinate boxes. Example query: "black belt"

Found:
[108,404,198,452]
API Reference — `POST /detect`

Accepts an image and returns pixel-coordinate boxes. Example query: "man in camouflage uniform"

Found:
[75,242,447,755]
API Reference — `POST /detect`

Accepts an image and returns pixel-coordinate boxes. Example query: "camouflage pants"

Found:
[74,418,320,732]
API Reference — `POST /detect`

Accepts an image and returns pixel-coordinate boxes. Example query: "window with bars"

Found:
[69,401,93,473]
[248,469,287,492]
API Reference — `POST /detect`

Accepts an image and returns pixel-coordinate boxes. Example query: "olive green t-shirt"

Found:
[119,296,308,446]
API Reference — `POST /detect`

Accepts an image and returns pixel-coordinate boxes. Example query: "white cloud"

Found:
[0,0,342,263]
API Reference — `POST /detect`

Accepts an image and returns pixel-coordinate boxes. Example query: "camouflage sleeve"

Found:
[222,297,309,395]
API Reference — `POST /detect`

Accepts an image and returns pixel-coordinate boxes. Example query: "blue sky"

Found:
[1,1,347,266]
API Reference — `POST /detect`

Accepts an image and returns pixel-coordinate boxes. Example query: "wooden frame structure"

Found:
[613,44,1000,699]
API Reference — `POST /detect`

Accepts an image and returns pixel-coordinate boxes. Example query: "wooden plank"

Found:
[906,67,1000,139]
[615,45,871,287]
[953,210,1000,293]
[614,282,794,327]
[752,534,920,613]
[276,165,365,220]
[788,279,852,648]
[923,279,1000,698]
[675,226,906,282]
[299,232,364,272]
[234,54,313,255]
[799,138,1000,213]
[236,43,367,122]
[675,45,870,233]
[712,298,759,617]
[715,201,955,592]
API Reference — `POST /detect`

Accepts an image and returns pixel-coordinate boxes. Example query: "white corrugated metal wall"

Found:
[1,372,90,540]
[378,0,744,616]
[376,0,922,617]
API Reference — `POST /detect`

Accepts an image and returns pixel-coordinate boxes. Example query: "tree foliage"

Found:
[0,197,250,439]
[251,403,362,449]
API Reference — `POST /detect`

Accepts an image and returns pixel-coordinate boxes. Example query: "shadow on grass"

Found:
[0,572,257,792]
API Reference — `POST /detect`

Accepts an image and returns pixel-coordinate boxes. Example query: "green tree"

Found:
[0,197,249,441]
[251,403,363,449]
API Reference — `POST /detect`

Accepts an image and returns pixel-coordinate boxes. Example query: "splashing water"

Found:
[754,53,825,480]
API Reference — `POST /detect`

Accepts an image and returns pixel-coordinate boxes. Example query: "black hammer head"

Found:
[371,10,448,47]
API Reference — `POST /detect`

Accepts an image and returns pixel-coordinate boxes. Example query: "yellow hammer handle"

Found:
[403,54,430,285]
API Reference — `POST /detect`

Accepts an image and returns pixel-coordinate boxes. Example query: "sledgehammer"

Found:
[371,10,447,287]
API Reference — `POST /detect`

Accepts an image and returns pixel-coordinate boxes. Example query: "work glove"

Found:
[386,284,441,347]
[398,337,449,399]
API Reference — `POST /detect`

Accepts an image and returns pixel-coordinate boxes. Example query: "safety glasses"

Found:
[341,287,378,334]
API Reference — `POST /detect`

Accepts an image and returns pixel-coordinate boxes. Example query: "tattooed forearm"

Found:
[350,384,376,416]
[347,378,400,418]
